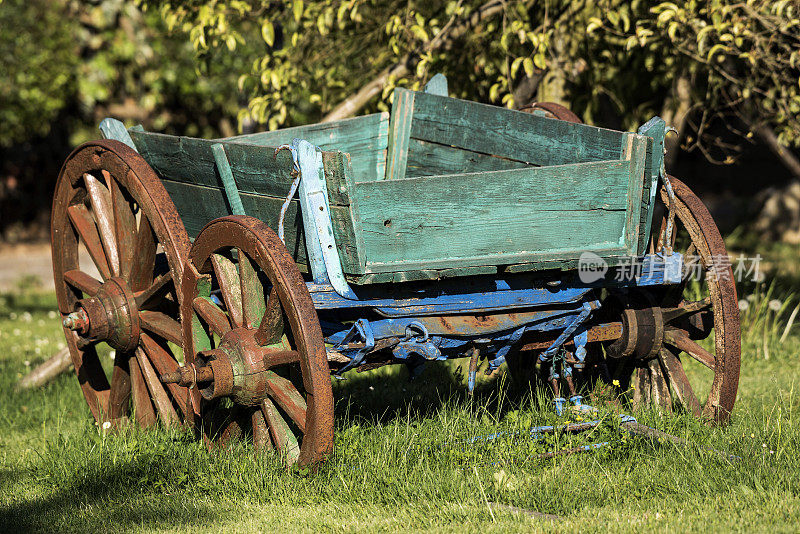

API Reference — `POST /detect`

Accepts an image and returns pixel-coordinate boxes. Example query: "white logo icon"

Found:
[578,251,608,283]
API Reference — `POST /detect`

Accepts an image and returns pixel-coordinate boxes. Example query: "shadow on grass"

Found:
[329,357,553,428]
[0,456,222,533]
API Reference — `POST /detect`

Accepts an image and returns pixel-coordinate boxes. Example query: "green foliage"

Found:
[143,0,800,160]
[0,0,78,146]
[0,0,242,148]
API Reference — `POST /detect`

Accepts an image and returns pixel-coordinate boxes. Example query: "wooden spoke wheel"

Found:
[608,177,741,423]
[52,140,191,428]
[176,216,334,466]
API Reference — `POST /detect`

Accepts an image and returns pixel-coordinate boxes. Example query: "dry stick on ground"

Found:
[321,0,505,123]
[16,346,72,390]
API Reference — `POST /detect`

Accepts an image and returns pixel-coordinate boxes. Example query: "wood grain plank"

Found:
[353,161,630,270]
[385,89,415,180]
[408,90,625,167]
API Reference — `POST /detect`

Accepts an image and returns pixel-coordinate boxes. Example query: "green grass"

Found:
[1,285,800,532]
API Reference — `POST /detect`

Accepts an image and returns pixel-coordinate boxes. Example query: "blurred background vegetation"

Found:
[1,0,799,243]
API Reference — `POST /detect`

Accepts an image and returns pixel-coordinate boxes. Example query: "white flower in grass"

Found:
[102,421,112,430]
[769,299,782,312]
[109,350,116,360]
[738,300,749,311]
[746,294,756,302]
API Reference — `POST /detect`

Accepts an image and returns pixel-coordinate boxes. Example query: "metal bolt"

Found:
[63,309,90,332]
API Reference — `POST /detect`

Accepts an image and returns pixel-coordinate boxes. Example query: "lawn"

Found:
[1,274,799,532]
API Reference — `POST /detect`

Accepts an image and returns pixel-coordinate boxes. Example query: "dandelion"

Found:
[746,294,756,302]
[48,310,57,319]
[102,421,112,430]
[762,443,767,448]
[738,299,749,311]
[750,433,755,438]
[24,360,30,367]
[612,379,620,387]
[769,299,782,312]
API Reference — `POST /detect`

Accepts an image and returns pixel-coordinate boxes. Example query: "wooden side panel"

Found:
[406,89,625,168]
[223,113,389,182]
[353,160,631,272]
[405,139,530,177]
[130,130,352,206]
[161,180,363,274]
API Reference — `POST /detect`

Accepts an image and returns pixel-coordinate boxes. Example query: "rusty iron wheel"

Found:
[179,216,334,466]
[619,177,741,423]
[520,101,583,123]
[51,140,191,428]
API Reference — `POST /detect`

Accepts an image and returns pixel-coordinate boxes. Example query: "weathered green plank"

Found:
[406,89,626,168]
[348,265,496,284]
[353,160,630,272]
[385,89,415,180]
[99,118,137,151]
[621,133,649,253]
[211,143,246,215]
[638,117,667,254]
[224,113,389,182]
[130,130,350,206]
[405,138,530,177]
[160,179,364,275]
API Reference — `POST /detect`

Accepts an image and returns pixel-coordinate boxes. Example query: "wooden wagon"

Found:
[52,77,741,465]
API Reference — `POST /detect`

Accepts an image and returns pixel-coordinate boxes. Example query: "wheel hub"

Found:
[62,277,141,352]
[605,306,664,360]
[162,328,295,407]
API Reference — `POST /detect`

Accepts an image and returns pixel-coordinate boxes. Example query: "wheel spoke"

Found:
[64,269,102,296]
[257,348,301,368]
[662,297,712,323]
[212,253,244,327]
[265,371,307,433]
[648,358,672,412]
[633,365,650,407]
[239,251,266,329]
[255,286,284,346]
[84,173,119,276]
[659,348,701,416]
[67,204,112,280]
[108,350,132,423]
[251,408,274,451]
[217,415,244,448]
[192,297,231,337]
[130,215,158,292]
[106,170,137,280]
[139,310,182,345]
[140,333,188,416]
[129,356,157,426]
[134,272,173,309]
[261,398,300,464]
[135,348,179,427]
[664,328,716,371]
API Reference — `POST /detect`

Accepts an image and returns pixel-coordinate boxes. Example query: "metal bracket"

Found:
[334,318,375,373]
[288,139,358,299]
[538,301,596,363]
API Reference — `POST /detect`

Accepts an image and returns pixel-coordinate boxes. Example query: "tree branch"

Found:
[321,0,505,123]
[754,123,800,179]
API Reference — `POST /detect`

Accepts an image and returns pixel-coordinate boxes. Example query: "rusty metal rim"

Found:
[181,215,334,465]
[51,139,190,424]
[661,177,741,423]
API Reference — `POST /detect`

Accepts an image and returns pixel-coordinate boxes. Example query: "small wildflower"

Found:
[109,350,116,360]
[102,421,112,430]
[48,310,57,319]
[750,433,755,438]
[746,294,756,302]
[769,299,782,312]
[612,379,621,387]
[738,299,749,311]
[24,360,30,367]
